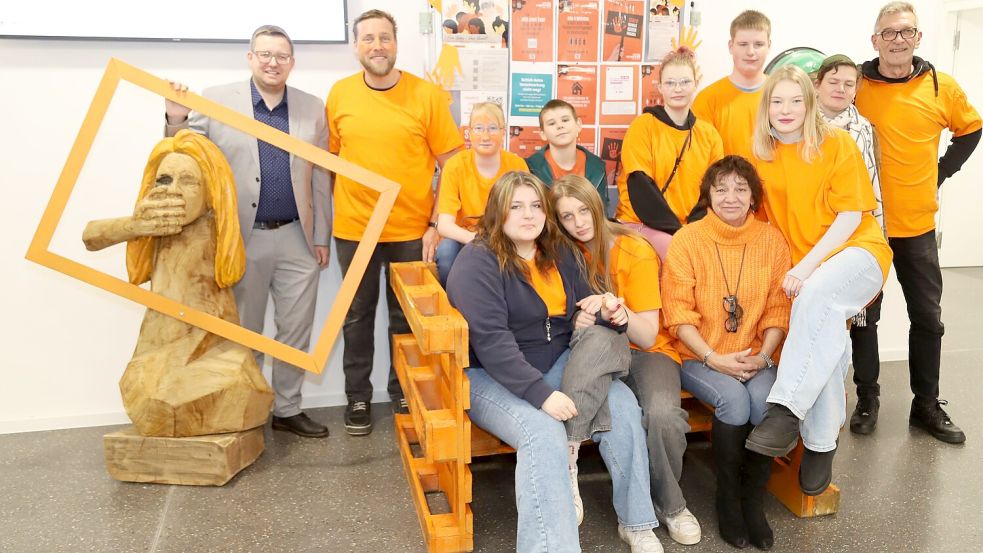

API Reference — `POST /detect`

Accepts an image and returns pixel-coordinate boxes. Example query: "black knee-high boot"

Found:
[712,417,750,549]
[742,449,775,550]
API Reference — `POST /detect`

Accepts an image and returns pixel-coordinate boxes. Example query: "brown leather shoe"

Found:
[272,412,329,438]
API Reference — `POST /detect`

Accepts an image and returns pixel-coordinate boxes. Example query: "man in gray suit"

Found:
[164,25,331,438]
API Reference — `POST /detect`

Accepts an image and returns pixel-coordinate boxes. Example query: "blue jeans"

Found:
[467,350,657,553]
[680,360,777,426]
[436,238,463,286]
[767,247,883,452]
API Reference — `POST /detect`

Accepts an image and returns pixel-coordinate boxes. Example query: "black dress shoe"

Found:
[849,396,879,435]
[909,399,966,444]
[799,447,835,496]
[272,412,329,438]
[745,404,800,457]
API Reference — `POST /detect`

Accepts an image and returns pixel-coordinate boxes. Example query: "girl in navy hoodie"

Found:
[447,171,662,553]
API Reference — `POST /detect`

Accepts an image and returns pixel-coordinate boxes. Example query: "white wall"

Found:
[0,0,945,434]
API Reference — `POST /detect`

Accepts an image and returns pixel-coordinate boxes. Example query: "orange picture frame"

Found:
[25,58,399,375]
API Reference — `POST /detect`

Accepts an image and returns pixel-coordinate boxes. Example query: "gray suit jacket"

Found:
[167,80,331,256]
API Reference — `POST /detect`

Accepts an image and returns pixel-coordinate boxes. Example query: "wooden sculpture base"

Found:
[104,426,264,486]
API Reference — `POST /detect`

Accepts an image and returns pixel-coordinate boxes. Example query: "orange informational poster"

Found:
[511,0,555,62]
[601,0,645,62]
[599,64,639,125]
[557,0,600,62]
[557,65,598,125]
[577,126,597,153]
[598,127,628,188]
[508,125,548,156]
[640,64,663,109]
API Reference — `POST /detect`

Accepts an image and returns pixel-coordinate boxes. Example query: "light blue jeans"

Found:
[681,360,777,426]
[436,238,464,286]
[466,349,658,553]
[767,247,883,452]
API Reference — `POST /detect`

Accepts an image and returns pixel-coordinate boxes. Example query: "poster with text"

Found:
[640,64,663,109]
[508,126,547,156]
[577,126,597,153]
[512,0,554,62]
[511,71,554,118]
[646,13,679,62]
[599,64,639,125]
[601,0,645,62]
[441,0,510,47]
[598,127,627,188]
[557,0,600,62]
[557,65,598,125]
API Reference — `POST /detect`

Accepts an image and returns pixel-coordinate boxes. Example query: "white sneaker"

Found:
[569,464,584,526]
[618,525,664,553]
[663,508,702,545]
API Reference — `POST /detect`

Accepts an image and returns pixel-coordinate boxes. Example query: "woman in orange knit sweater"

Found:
[744,66,892,498]
[661,155,791,550]
[551,174,703,547]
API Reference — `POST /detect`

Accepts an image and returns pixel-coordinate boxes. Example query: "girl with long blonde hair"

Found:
[745,66,892,498]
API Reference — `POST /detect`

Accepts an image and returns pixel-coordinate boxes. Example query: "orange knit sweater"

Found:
[661,211,792,361]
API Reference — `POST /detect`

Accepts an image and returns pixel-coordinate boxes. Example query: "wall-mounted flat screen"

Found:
[0,1,349,43]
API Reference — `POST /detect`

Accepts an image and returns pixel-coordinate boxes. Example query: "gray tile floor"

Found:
[2,268,981,553]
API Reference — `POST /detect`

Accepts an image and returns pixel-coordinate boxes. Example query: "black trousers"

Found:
[335,237,421,403]
[851,230,944,401]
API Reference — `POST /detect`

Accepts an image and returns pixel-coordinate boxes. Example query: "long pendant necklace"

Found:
[715,243,746,332]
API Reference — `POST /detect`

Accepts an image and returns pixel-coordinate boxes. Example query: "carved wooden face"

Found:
[155,152,207,226]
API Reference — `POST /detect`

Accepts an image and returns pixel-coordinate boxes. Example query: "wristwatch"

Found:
[758,352,776,370]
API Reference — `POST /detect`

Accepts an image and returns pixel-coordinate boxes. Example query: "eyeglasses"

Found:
[253,50,292,64]
[471,125,501,135]
[661,79,694,89]
[877,27,917,41]
[723,295,743,333]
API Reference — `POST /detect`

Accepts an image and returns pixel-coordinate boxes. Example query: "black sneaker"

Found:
[392,396,410,415]
[909,399,965,444]
[849,396,880,435]
[345,400,373,436]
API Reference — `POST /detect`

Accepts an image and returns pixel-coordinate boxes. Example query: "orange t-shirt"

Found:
[437,149,529,230]
[617,113,723,225]
[752,130,893,280]
[327,71,464,242]
[545,147,587,179]
[609,235,680,362]
[692,77,763,161]
[856,71,982,237]
[524,259,567,316]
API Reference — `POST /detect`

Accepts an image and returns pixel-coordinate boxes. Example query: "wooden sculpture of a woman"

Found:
[83,130,273,437]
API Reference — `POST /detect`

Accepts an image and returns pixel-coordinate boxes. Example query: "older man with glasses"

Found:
[854,1,981,443]
[164,25,332,438]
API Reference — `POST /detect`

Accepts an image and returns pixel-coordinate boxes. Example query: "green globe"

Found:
[765,47,826,75]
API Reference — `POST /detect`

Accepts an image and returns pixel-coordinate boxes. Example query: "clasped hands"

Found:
[706,348,768,382]
[573,292,627,329]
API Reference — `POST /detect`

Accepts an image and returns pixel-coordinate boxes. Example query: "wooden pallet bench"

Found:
[390,261,837,553]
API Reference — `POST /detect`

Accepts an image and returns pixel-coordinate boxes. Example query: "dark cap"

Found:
[815,54,858,80]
